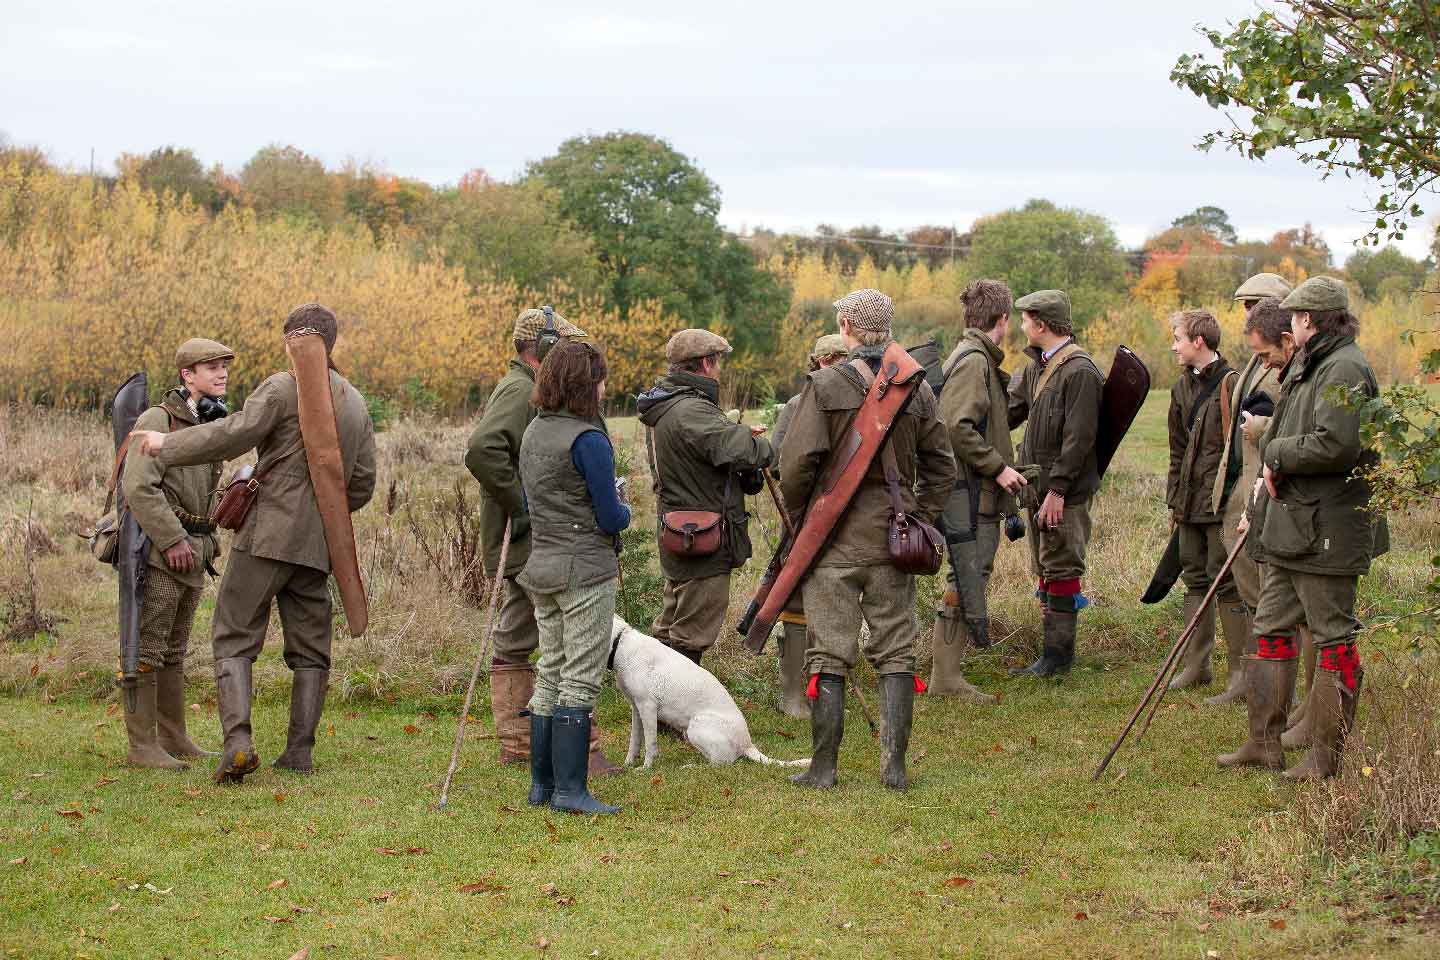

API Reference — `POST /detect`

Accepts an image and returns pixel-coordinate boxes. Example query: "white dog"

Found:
[608,616,809,770]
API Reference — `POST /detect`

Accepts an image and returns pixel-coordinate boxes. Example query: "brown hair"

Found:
[284,302,338,354]
[1243,297,1291,346]
[1170,308,1221,351]
[670,354,719,376]
[1301,308,1360,339]
[960,279,1013,332]
[533,341,606,420]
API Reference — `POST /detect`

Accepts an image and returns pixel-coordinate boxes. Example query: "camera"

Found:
[196,395,229,423]
[1003,513,1025,542]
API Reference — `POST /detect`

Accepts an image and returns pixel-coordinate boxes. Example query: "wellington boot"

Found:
[1169,593,1215,691]
[527,713,554,806]
[490,662,535,765]
[928,606,996,704]
[877,673,914,791]
[792,674,844,789]
[273,669,328,774]
[1011,608,1074,678]
[155,663,215,758]
[1289,625,1317,719]
[125,671,187,770]
[549,707,620,815]
[778,622,812,718]
[1204,603,1253,707]
[1217,656,1294,770]
[1281,690,1314,749]
[1284,667,1363,781]
[212,657,260,785]
[588,723,624,778]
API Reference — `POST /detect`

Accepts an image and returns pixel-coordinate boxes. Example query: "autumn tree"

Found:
[1344,245,1430,301]
[123,146,217,210]
[240,144,341,224]
[1171,205,1237,245]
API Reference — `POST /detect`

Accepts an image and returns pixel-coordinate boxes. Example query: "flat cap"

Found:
[1015,289,1071,327]
[1234,273,1293,302]
[810,334,848,360]
[513,307,587,342]
[666,328,733,364]
[175,338,234,369]
[1280,276,1349,313]
[834,288,893,333]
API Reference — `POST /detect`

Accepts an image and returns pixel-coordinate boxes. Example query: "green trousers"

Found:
[527,578,618,715]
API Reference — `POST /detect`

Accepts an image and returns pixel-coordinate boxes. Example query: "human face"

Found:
[702,354,724,379]
[182,358,229,398]
[1019,311,1045,348]
[1170,325,1207,369]
[1290,311,1316,348]
[1246,330,1294,371]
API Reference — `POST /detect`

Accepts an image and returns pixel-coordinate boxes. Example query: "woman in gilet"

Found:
[517,341,631,815]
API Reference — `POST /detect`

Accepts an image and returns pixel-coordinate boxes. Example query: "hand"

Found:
[131,430,167,456]
[1037,491,1065,529]
[995,465,1027,494]
[749,424,767,437]
[1263,464,1279,499]
[163,539,196,573]
[1237,513,1250,536]
[1239,411,1254,439]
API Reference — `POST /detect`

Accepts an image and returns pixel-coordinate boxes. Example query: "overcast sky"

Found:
[3,0,1433,260]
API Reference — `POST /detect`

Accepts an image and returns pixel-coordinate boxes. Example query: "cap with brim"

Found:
[1280,276,1349,313]
[833,288,893,332]
[810,334,848,360]
[665,328,733,363]
[513,307,586,341]
[1234,273,1293,302]
[175,338,234,368]
[1014,289,1071,327]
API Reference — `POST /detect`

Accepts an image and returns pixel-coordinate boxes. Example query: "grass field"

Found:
[1,389,1437,958]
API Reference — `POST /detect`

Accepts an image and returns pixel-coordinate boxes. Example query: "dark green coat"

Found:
[938,329,1016,518]
[1167,354,1232,524]
[517,412,619,593]
[1254,333,1387,576]
[636,371,774,580]
[1007,340,1104,503]
[465,360,535,578]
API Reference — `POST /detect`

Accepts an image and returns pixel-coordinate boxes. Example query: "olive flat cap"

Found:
[810,334,848,360]
[666,328,733,363]
[834,288,893,332]
[1234,272,1293,302]
[1015,289,1071,327]
[513,307,587,342]
[175,338,234,369]
[1281,276,1349,313]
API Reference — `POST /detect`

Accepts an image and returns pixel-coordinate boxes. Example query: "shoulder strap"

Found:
[646,425,665,517]
[1031,342,1083,403]
[254,435,305,482]
[1185,366,1229,433]
[1218,369,1239,445]
[940,341,986,382]
[881,442,906,519]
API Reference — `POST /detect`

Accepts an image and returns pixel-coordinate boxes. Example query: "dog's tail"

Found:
[742,745,811,768]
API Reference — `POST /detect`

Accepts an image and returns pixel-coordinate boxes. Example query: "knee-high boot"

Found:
[125,669,187,770]
[212,657,260,784]
[1170,592,1215,690]
[1284,644,1363,781]
[1204,602,1253,707]
[273,668,328,774]
[791,674,844,789]
[928,605,996,704]
[878,673,915,791]
[1217,649,1295,771]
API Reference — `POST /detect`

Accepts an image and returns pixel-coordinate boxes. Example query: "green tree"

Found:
[1344,245,1430,301]
[240,144,341,224]
[126,146,217,210]
[968,199,1129,325]
[526,131,784,346]
[1172,0,1440,244]
[1171,205,1237,245]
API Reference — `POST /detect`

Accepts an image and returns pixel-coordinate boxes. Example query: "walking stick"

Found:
[761,467,879,736]
[439,518,512,809]
[1091,528,1248,782]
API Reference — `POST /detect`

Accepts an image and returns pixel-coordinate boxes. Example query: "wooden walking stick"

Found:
[761,467,879,736]
[1092,528,1249,782]
[439,518,512,809]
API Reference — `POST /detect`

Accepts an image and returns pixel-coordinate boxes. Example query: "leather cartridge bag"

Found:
[212,439,302,532]
[648,426,727,557]
[882,443,944,575]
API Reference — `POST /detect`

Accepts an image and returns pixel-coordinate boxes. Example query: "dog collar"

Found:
[607,628,622,671]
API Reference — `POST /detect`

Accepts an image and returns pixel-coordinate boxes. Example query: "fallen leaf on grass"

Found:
[365,735,378,741]
[327,724,335,737]
[715,871,732,878]
[273,793,286,804]
[1074,912,1089,921]
[370,890,395,903]
[263,915,292,924]
[738,878,772,887]
[376,847,428,856]
[536,937,550,951]
[267,879,288,890]
[773,729,795,740]
[56,809,84,820]
[498,805,520,814]
[1269,919,1287,930]
[9,857,26,866]
[288,949,310,960]
[403,724,420,735]
[459,877,509,894]
[991,743,1004,753]
[943,876,973,888]
[106,903,120,913]
[183,788,202,798]
[94,777,118,787]
[649,775,663,787]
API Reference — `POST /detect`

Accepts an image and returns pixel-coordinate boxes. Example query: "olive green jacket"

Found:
[1007,340,1104,503]
[938,328,1016,518]
[636,371,774,580]
[517,411,619,593]
[1166,354,1233,524]
[159,370,377,573]
[1252,333,1387,575]
[779,345,956,568]
[465,360,536,578]
[1216,355,1278,527]
[121,389,222,588]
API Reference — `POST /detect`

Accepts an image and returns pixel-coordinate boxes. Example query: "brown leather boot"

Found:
[1204,602,1253,707]
[273,668,328,774]
[1170,592,1215,690]
[155,663,215,759]
[1217,645,1295,771]
[778,621,812,718]
[588,722,623,777]
[212,657,260,784]
[490,662,534,765]
[928,604,996,705]
[1284,646,1363,781]
[125,669,187,770]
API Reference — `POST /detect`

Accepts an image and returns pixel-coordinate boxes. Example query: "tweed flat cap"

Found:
[834,288,893,332]
[810,334,848,360]
[513,307,587,342]
[175,338,234,369]
[1233,272,1293,302]
[1014,289,1071,327]
[1281,276,1349,313]
[666,328,733,363]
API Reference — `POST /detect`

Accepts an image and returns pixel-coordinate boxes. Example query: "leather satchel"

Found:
[213,438,302,532]
[882,442,944,575]
[648,426,727,557]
